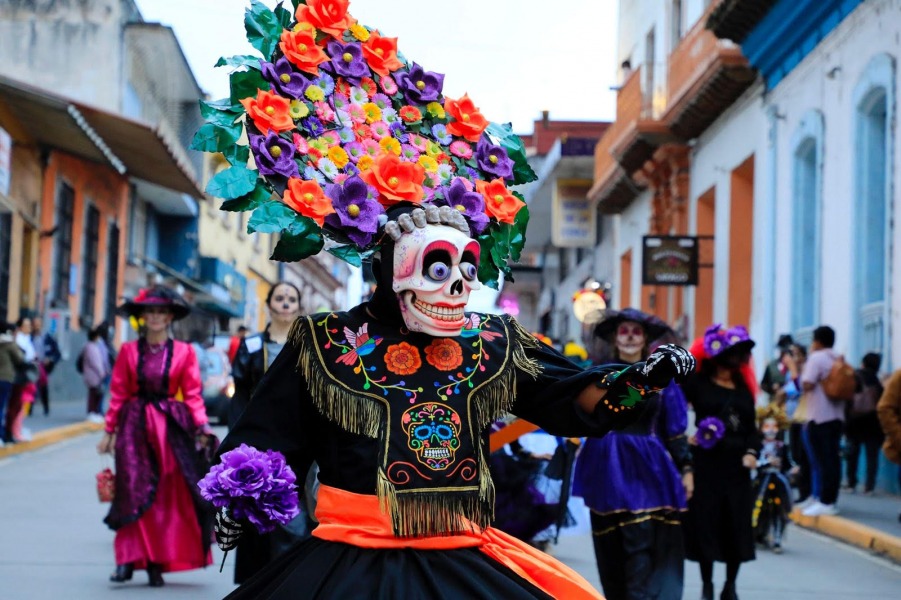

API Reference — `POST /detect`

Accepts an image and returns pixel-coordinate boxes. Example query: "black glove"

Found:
[214,506,244,552]
[641,344,696,388]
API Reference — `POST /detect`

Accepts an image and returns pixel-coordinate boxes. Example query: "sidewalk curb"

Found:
[790,507,901,564]
[0,422,104,459]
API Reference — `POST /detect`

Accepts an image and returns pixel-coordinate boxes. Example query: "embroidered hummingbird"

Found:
[335,323,383,365]
[460,314,501,342]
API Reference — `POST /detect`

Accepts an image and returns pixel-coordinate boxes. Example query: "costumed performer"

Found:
[572,308,692,600]
[752,405,793,554]
[97,286,217,587]
[200,2,696,598]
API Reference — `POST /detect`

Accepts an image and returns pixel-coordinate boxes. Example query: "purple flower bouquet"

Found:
[198,444,301,534]
[696,416,726,450]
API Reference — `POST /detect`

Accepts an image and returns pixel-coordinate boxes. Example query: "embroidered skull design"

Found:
[402,402,461,470]
[392,223,481,337]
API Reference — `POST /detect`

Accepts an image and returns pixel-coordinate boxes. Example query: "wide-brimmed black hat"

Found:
[116,286,190,321]
[593,308,673,342]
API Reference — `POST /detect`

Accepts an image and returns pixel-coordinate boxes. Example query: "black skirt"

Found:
[224,537,553,600]
[684,474,755,564]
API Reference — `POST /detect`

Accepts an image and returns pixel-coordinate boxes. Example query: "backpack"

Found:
[821,355,856,401]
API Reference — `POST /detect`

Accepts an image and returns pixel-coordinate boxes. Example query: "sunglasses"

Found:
[616,324,644,337]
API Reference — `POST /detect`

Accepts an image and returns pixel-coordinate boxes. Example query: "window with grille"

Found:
[105,222,120,323]
[52,183,75,305]
[0,213,11,319]
[80,204,100,328]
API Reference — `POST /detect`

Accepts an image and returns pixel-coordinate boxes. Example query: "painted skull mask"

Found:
[392,224,481,337]
[402,403,462,470]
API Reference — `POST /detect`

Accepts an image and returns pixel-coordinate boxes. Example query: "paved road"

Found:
[2,430,900,599]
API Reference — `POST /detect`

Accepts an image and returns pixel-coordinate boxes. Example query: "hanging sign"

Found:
[641,236,699,286]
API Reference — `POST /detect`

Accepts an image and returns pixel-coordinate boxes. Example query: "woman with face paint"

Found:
[228,281,310,584]
[572,308,692,600]
[682,324,761,600]
[97,286,215,587]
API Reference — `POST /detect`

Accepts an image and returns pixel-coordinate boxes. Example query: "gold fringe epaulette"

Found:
[289,316,383,439]
[507,316,542,380]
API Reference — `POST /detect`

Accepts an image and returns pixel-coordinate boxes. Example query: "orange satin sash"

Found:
[313,484,603,600]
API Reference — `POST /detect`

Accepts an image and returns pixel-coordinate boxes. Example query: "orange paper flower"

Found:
[361,152,425,206]
[362,31,404,78]
[295,0,352,38]
[476,178,525,224]
[445,94,489,142]
[424,339,463,371]
[282,178,335,225]
[384,342,422,375]
[240,90,294,134]
[279,28,329,75]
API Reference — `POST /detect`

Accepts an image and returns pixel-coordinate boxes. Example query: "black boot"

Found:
[720,582,738,600]
[701,582,714,600]
[110,563,134,583]
[147,563,164,587]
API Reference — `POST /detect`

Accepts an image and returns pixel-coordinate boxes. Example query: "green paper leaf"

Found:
[206,165,258,199]
[476,234,501,289]
[271,216,325,262]
[190,122,242,153]
[199,99,242,127]
[230,67,269,104]
[509,204,530,263]
[327,245,363,267]
[247,200,297,234]
[245,0,282,59]
[291,0,305,10]
[221,184,271,212]
[222,143,251,167]
[275,2,293,28]
[215,55,264,70]
[486,121,537,185]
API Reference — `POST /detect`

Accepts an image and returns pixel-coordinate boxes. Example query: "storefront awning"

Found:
[0,74,202,197]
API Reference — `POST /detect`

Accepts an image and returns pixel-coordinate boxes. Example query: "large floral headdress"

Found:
[196,0,535,287]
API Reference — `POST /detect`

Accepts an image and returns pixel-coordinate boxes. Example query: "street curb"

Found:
[0,422,104,459]
[790,507,901,564]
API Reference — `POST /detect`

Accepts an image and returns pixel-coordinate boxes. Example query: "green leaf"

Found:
[199,100,241,127]
[509,204,530,262]
[222,144,251,167]
[477,234,501,289]
[215,55,264,70]
[291,0,305,10]
[245,0,282,59]
[221,184,271,212]
[247,201,297,234]
[271,216,325,261]
[230,67,269,104]
[275,2,293,28]
[190,123,242,153]
[486,121,538,185]
[327,245,363,267]
[206,165,258,199]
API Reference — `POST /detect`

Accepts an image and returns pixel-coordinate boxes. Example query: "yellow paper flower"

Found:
[357,154,374,172]
[289,100,310,120]
[426,101,445,119]
[362,102,382,124]
[309,138,329,153]
[425,141,443,158]
[418,155,438,172]
[305,85,325,102]
[379,137,401,156]
[328,146,350,169]
[349,23,370,42]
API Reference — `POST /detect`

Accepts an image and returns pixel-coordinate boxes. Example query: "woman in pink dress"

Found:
[97,286,215,587]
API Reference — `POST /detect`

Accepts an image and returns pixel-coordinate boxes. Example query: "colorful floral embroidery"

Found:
[384,342,422,375]
[424,339,463,371]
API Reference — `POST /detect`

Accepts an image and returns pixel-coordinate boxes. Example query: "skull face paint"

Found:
[402,402,462,470]
[615,320,647,359]
[392,224,480,337]
[761,418,779,441]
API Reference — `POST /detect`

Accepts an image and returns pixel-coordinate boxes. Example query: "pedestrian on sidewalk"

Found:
[752,406,794,554]
[844,352,884,494]
[782,345,816,505]
[31,315,61,416]
[228,281,312,585]
[0,321,25,444]
[572,308,692,600]
[876,368,901,524]
[683,324,760,600]
[5,317,38,443]
[800,326,845,517]
[81,326,111,423]
[97,286,216,587]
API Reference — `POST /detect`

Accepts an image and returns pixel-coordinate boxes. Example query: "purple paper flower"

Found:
[198,444,301,534]
[396,62,444,105]
[702,324,729,358]
[475,136,514,180]
[326,40,368,83]
[435,177,489,235]
[249,132,299,180]
[301,115,326,138]
[389,121,408,143]
[261,57,308,99]
[324,175,384,246]
[696,416,726,450]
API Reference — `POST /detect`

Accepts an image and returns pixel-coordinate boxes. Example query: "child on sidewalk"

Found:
[752,406,795,553]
